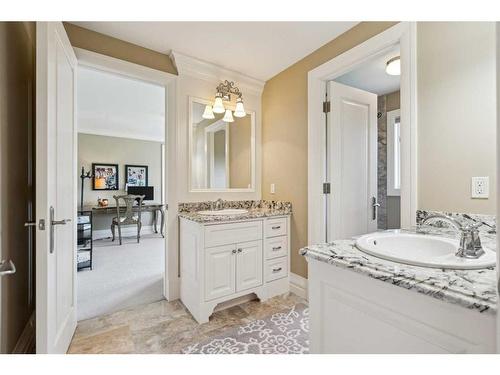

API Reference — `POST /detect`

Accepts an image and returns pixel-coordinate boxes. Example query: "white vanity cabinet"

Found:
[180,215,290,323]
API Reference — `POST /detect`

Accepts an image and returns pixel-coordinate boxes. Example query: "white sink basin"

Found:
[355,232,496,270]
[198,209,248,216]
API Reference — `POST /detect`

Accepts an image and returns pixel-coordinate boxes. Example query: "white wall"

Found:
[417,22,496,215]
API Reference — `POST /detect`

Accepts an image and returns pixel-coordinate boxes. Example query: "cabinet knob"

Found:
[232,249,237,254]
[237,248,243,253]
[271,226,281,230]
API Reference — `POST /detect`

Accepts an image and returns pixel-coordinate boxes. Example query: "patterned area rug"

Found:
[182,304,309,354]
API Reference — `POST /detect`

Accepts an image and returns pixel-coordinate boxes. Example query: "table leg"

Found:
[160,208,165,238]
[153,209,158,233]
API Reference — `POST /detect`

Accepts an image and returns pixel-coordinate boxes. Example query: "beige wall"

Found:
[63,23,177,75]
[0,22,36,353]
[417,22,496,214]
[262,22,398,278]
[78,134,163,231]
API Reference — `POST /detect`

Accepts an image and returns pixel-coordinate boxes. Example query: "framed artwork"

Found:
[125,164,148,187]
[92,163,119,190]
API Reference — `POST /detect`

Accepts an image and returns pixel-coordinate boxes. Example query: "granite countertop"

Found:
[178,200,292,224]
[300,227,498,315]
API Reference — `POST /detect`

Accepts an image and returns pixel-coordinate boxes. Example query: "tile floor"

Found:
[68,293,306,354]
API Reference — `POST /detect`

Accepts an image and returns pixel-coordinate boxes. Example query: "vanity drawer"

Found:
[265,217,287,238]
[204,221,263,248]
[265,236,288,260]
[265,257,288,282]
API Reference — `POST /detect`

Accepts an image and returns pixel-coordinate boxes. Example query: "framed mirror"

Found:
[189,97,256,192]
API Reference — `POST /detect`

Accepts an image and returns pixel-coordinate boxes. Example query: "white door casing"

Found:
[328,81,378,240]
[205,244,236,301]
[36,22,77,354]
[236,240,263,292]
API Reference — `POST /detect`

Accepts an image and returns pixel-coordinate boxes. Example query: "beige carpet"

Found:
[77,234,165,321]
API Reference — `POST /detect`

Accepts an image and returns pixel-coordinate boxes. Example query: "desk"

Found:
[84,203,167,237]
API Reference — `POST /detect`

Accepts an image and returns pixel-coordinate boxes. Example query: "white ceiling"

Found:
[334,44,400,95]
[71,22,358,81]
[77,66,165,142]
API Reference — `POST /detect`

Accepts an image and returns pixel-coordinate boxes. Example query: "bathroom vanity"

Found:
[179,201,291,323]
[301,212,498,354]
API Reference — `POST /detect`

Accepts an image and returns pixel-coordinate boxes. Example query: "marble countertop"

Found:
[179,207,291,224]
[300,227,498,315]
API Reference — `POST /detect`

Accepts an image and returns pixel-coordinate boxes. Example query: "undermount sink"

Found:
[355,232,496,270]
[197,208,248,216]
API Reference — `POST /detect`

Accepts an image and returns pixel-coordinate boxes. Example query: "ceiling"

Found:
[77,66,165,142]
[334,44,400,95]
[71,22,358,81]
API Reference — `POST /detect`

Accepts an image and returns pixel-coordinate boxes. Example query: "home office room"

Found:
[76,61,167,321]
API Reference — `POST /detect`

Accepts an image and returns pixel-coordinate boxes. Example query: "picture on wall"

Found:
[92,163,119,190]
[125,164,148,187]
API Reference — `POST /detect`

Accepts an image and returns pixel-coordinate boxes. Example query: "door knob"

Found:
[371,197,381,221]
[49,206,71,254]
[0,260,16,277]
[24,221,36,227]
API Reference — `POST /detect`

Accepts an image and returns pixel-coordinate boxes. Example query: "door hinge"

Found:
[323,101,331,113]
[323,182,331,194]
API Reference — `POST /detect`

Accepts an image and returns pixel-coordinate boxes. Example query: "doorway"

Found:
[307,22,417,244]
[329,43,401,239]
[75,65,167,320]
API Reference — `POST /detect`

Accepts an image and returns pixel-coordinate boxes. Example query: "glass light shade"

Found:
[212,96,225,113]
[202,105,215,119]
[385,56,401,76]
[222,109,234,123]
[233,99,246,118]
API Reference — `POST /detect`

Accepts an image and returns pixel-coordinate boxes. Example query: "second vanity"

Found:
[301,211,498,354]
[179,200,292,323]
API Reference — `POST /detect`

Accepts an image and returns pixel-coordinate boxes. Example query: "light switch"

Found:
[471,177,489,199]
[270,183,276,194]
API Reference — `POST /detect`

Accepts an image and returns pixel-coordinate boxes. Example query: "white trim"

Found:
[188,96,256,193]
[290,272,308,300]
[308,22,418,245]
[170,51,265,96]
[73,47,179,301]
[387,109,402,197]
[92,225,155,240]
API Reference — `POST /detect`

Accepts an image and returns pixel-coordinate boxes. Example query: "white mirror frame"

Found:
[188,96,256,193]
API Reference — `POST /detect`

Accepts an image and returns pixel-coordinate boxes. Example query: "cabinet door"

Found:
[205,244,236,301]
[236,240,263,292]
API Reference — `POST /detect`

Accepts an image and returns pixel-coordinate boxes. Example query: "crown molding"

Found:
[170,51,265,96]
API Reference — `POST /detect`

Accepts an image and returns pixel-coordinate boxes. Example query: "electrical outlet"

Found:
[471,177,489,199]
[270,183,276,194]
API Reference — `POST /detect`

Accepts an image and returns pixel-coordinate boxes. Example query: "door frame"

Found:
[72,48,179,300]
[307,22,417,245]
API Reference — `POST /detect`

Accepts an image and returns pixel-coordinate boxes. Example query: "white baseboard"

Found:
[290,272,308,300]
[93,225,155,240]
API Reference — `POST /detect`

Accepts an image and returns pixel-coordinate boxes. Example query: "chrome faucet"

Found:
[420,213,485,259]
[213,198,224,211]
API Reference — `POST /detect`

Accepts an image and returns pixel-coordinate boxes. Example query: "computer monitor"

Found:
[127,186,154,201]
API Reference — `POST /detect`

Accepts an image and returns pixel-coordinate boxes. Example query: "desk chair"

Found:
[111,194,145,245]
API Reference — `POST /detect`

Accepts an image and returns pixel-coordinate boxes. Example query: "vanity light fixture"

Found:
[386,56,401,76]
[202,80,247,121]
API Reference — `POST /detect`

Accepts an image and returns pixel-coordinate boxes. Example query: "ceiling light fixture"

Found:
[386,56,401,76]
[202,80,247,121]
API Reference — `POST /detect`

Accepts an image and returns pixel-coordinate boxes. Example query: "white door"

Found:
[36,22,77,353]
[236,240,263,292]
[205,244,236,301]
[328,81,378,240]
